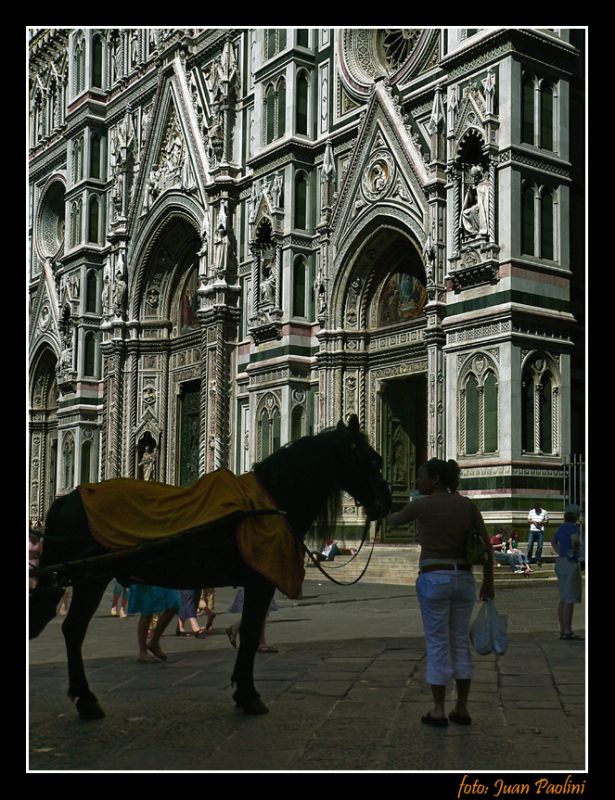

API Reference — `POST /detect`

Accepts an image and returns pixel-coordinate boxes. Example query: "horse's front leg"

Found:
[231,578,275,715]
[62,579,108,720]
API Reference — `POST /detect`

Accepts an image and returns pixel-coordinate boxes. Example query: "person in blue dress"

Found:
[551,505,583,640]
[127,583,181,662]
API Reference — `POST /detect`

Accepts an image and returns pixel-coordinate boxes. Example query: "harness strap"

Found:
[296,518,380,587]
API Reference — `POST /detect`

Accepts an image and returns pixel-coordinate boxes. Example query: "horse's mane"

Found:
[253,426,361,541]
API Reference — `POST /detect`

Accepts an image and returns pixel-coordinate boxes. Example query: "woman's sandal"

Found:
[449,710,472,726]
[421,712,448,727]
[560,632,583,640]
[226,626,238,648]
[204,612,217,631]
[147,645,168,661]
[193,628,208,638]
[257,645,278,653]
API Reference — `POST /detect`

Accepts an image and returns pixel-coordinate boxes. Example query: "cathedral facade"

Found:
[28,28,585,541]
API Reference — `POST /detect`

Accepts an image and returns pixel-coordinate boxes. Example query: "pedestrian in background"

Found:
[551,505,583,640]
[127,583,180,662]
[527,502,549,566]
[110,578,129,618]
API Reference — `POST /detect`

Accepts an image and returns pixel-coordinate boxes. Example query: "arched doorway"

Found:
[329,224,430,542]
[134,215,202,485]
[29,348,60,522]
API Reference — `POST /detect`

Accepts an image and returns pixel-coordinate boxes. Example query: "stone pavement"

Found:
[28,577,586,772]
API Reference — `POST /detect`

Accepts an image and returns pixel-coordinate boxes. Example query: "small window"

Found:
[266,85,275,145]
[296,72,309,135]
[277,78,286,137]
[540,373,553,453]
[291,406,306,440]
[465,374,479,455]
[522,376,534,452]
[84,332,96,376]
[86,270,97,313]
[540,83,554,151]
[294,173,307,229]
[522,76,534,145]
[541,191,554,260]
[88,196,100,243]
[92,35,103,88]
[90,134,101,179]
[297,29,309,48]
[484,371,498,453]
[522,186,535,256]
[293,257,306,317]
[81,440,92,483]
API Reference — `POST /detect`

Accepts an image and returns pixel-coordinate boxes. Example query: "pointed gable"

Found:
[331,82,429,245]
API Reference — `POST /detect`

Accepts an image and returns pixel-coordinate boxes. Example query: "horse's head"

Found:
[335,415,392,521]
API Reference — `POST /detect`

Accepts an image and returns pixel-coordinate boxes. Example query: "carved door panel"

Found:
[179,381,201,487]
[381,376,427,543]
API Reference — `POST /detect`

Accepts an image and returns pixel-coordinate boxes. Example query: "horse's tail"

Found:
[29,495,67,640]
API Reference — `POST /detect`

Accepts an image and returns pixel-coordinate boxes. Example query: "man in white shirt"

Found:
[527,503,549,566]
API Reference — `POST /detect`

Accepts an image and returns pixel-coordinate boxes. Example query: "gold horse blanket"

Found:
[78,468,304,599]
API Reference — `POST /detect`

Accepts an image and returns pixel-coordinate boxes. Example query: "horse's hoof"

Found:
[76,698,105,720]
[233,690,269,715]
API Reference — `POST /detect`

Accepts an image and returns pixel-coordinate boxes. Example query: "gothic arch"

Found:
[128,193,204,319]
[331,210,426,328]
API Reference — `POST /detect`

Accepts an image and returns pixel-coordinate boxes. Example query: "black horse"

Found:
[29,416,391,720]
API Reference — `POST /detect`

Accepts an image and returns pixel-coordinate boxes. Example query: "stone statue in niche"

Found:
[68,274,80,300]
[113,269,127,317]
[260,257,275,304]
[101,274,113,317]
[145,288,160,313]
[271,174,283,208]
[460,165,489,238]
[138,444,157,481]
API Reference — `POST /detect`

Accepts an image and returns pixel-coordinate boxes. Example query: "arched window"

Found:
[483,371,498,453]
[521,74,534,144]
[294,173,307,229]
[291,406,306,441]
[48,81,57,133]
[71,200,82,247]
[88,196,100,243]
[86,270,97,313]
[266,30,277,60]
[293,256,306,317]
[259,408,271,460]
[521,356,558,455]
[62,432,75,490]
[265,84,275,145]
[84,332,96,376]
[541,190,554,260]
[92,35,103,88]
[540,82,554,151]
[465,374,479,455]
[73,137,83,183]
[277,78,286,137]
[521,373,535,453]
[297,29,309,48]
[74,36,85,95]
[90,133,101,179]
[540,373,553,453]
[258,399,282,459]
[522,185,535,256]
[272,408,281,452]
[81,440,92,483]
[296,72,309,135]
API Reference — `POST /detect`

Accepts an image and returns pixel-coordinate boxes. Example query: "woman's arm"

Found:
[474,503,495,600]
[386,501,420,527]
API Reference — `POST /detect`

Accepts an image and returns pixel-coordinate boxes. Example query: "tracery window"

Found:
[80,440,92,483]
[521,72,557,151]
[84,331,96,377]
[459,360,499,456]
[86,270,97,313]
[72,136,84,183]
[88,196,100,243]
[70,200,82,247]
[92,34,103,88]
[296,29,309,48]
[521,354,559,455]
[264,79,287,144]
[292,256,307,317]
[74,35,86,95]
[291,405,306,441]
[264,29,287,60]
[90,133,101,179]
[257,398,281,460]
[521,182,557,261]
[62,432,75,490]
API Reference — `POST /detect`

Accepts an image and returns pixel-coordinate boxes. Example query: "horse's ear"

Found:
[348,414,361,434]
[336,420,346,432]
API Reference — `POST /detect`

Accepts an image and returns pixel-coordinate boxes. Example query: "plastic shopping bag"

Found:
[469,599,508,656]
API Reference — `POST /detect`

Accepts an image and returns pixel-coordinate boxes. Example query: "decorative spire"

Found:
[427,84,445,135]
[321,140,336,182]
